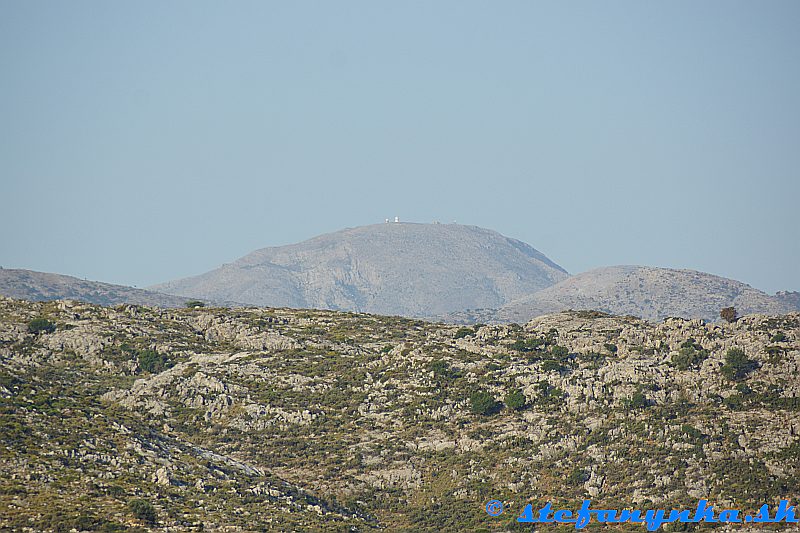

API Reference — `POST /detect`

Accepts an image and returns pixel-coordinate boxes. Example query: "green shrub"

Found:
[535,381,565,405]
[567,467,589,485]
[511,337,545,352]
[723,393,744,410]
[574,310,609,319]
[454,327,474,339]
[469,390,500,415]
[39,511,122,532]
[771,331,787,343]
[624,391,648,409]
[681,424,704,440]
[128,498,157,524]
[680,338,701,350]
[720,348,757,381]
[541,359,563,372]
[427,359,458,380]
[185,300,206,308]
[27,318,56,335]
[577,351,605,369]
[138,350,172,373]
[671,339,710,370]
[603,343,618,354]
[505,389,526,411]
[550,345,569,358]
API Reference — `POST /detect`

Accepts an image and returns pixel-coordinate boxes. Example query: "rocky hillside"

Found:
[150,223,569,317]
[1,297,798,531]
[0,268,195,308]
[491,266,798,324]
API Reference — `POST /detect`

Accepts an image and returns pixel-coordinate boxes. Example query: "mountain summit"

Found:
[151,223,568,317]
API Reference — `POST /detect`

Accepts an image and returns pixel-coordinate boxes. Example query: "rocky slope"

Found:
[150,223,569,317]
[1,297,798,531]
[491,266,798,324]
[0,268,196,308]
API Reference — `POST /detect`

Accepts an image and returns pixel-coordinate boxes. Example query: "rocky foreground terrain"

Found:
[1,296,799,531]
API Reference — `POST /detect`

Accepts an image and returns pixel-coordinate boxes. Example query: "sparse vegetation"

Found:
[454,327,474,339]
[671,338,710,370]
[0,297,798,531]
[771,331,787,343]
[721,347,757,381]
[27,317,56,334]
[567,467,589,485]
[720,306,738,323]
[138,349,172,373]
[128,498,157,524]
[427,359,458,380]
[504,388,526,411]
[624,390,649,409]
[469,389,500,415]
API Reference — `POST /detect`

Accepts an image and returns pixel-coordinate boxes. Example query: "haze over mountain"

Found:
[0,268,194,308]
[492,266,798,324]
[4,225,796,323]
[151,223,569,317]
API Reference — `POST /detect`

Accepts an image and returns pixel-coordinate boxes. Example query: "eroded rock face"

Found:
[0,296,798,531]
[189,313,300,351]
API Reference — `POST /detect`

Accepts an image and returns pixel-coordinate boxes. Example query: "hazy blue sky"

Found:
[2,1,798,293]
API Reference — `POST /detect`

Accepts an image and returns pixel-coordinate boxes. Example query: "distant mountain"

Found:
[0,268,195,308]
[491,265,798,323]
[775,290,800,310]
[151,222,569,317]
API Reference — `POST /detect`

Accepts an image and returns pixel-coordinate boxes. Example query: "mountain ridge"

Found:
[0,268,195,308]
[150,222,569,316]
[489,265,798,323]
[3,224,797,322]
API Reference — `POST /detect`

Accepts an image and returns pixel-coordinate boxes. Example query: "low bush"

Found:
[128,498,157,524]
[427,359,458,380]
[541,359,563,373]
[454,327,474,339]
[624,391,648,409]
[470,390,500,415]
[505,389,526,411]
[771,331,787,343]
[567,467,589,485]
[138,350,172,373]
[721,348,757,381]
[27,317,56,335]
[671,338,710,370]
[511,337,546,352]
